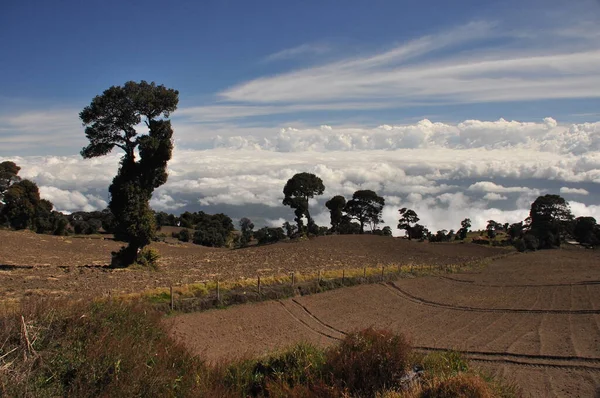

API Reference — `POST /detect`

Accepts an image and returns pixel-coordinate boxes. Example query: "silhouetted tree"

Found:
[344,190,385,234]
[529,194,574,249]
[283,221,297,238]
[239,217,254,247]
[398,208,420,239]
[282,172,324,234]
[326,195,346,233]
[457,218,471,240]
[80,81,179,267]
[486,220,501,239]
[573,216,600,247]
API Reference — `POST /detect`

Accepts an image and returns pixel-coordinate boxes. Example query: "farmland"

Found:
[1,229,600,396]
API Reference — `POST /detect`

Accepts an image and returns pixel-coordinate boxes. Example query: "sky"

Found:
[1,0,600,234]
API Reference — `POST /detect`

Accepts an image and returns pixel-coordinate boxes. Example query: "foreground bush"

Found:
[0,299,208,397]
[1,300,519,398]
[327,328,411,396]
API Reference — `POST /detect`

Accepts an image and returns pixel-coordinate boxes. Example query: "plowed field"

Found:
[169,248,600,397]
[0,229,505,302]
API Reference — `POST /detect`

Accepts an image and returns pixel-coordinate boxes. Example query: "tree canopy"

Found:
[282,172,325,234]
[80,81,179,266]
[398,208,419,239]
[0,161,21,201]
[344,190,385,234]
[529,194,573,249]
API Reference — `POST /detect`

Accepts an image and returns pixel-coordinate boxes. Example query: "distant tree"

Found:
[507,222,524,242]
[529,194,574,249]
[338,215,362,235]
[254,227,286,244]
[282,221,297,238]
[1,180,42,230]
[239,217,254,247]
[282,172,325,234]
[486,220,501,239]
[573,216,600,247]
[80,80,179,267]
[177,229,190,242]
[409,224,429,241]
[155,211,171,229]
[398,208,420,240]
[325,195,346,233]
[0,161,21,201]
[193,213,234,247]
[345,190,385,234]
[382,226,393,236]
[457,218,471,240]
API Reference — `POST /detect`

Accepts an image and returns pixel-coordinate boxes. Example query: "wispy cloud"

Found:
[264,43,331,62]
[216,19,600,116]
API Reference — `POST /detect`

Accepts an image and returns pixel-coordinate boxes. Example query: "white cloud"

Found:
[468,181,535,194]
[483,192,508,201]
[264,43,330,62]
[560,187,590,195]
[39,186,107,213]
[218,20,600,111]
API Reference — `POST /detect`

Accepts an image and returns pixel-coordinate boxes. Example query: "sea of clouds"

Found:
[3,117,600,236]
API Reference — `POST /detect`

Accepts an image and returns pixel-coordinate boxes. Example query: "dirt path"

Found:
[169,248,600,397]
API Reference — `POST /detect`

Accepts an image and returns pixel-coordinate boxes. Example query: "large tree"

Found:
[282,172,325,234]
[344,190,385,234]
[398,208,419,239]
[325,195,346,233]
[457,218,471,240]
[529,194,574,249]
[80,81,179,266]
[573,216,600,247]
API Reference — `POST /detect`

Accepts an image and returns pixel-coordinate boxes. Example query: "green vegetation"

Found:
[283,172,325,235]
[0,299,518,397]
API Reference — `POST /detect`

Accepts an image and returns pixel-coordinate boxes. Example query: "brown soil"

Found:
[0,229,505,302]
[169,248,600,397]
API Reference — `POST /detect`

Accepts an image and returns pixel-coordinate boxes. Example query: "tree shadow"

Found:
[0,264,35,270]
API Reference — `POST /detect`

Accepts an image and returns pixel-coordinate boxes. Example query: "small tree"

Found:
[398,208,420,239]
[344,190,385,234]
[282,221,297,238]
[457,218,471,240]
[80,81,179,267]
[239,217,254,247]
[486,220,500,239]
[1,180,43,230]
[325,195,346,233]
[282,172,325,235]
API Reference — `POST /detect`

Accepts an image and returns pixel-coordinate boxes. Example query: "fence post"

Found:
[170,285,174,311]
[216,280,220,302]
[342,269,345,284]
[363,267,367,280]
[381,266,385,280]
[318,270,321,283]
[291,272,295,286]
[258,275,261,296]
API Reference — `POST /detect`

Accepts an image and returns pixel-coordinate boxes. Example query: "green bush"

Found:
[135,247,160,269]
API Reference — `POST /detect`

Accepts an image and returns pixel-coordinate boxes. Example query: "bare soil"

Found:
[169,247,600,397]
[0,229,505,302]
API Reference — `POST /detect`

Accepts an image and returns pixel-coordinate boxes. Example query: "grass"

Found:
[134,253,513,314]
[0,298,521,397]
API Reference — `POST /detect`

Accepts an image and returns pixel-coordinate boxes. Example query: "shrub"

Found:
[135,247,160,269]
[325,328,411,396]
[178,228,190,242]
[421,374,494,398]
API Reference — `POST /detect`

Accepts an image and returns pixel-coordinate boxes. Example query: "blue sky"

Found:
[1,0,600,231]
[2,0,600,136]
